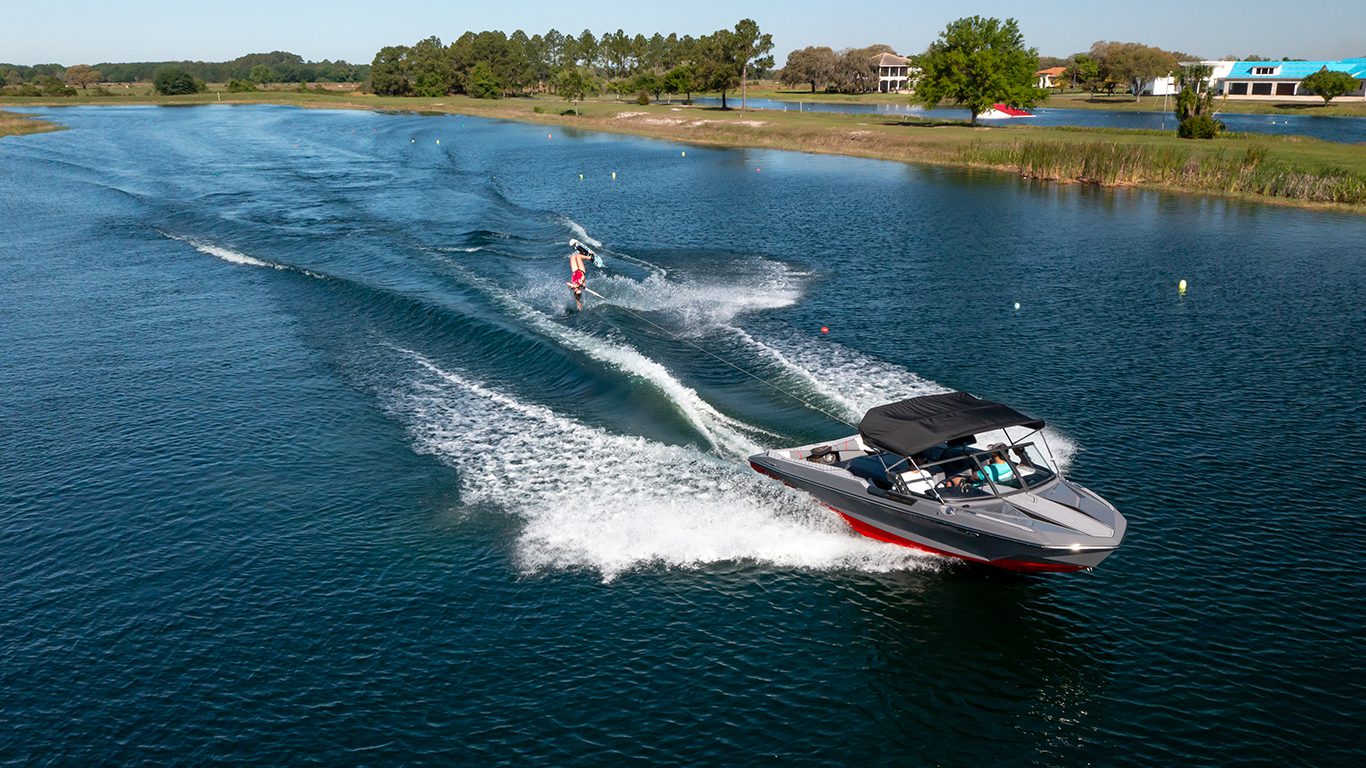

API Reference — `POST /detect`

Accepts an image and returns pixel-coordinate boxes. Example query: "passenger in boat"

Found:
[976,446,1015,484]
[941,446,1014,492]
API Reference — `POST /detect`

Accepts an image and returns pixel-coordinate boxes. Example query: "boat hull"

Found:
[750,458,1118,573]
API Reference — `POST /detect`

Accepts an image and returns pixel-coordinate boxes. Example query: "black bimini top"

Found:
[858,391,1045,457]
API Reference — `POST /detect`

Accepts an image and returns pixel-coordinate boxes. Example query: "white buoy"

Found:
[1178,279,1188,295]
[579,173,584,181]
[1013,302,1021,311]
[436,139,440,145]
[611,171,616,180]
[681,151,686,157]
[410,139,415,143]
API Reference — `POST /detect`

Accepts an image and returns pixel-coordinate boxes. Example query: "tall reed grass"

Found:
[959,139,1366,205]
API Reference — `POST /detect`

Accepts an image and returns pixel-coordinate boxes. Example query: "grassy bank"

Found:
[1039,91,1366,117]
[700,81,1366,117]
[5,89,1363,210]
[960,139,1366,204]
[0,109,62,137]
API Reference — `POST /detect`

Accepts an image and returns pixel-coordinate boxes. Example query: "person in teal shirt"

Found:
[975,447,1015,485]
[941,446,1014,493]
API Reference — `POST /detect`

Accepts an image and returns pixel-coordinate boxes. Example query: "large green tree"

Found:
[912,16,1043,125]
[369,45,412,95]
[731,19,773,111]
[1062,54,1100,91]
[554,66,598,114]
[576,30,599,69]
[828,46,882,93]
[409,36,452,96]
[467,61,501,98]
[695,31,740,108]
[780,46,836,92]
[663,63,696,101]
[153,66,203,95]
[693,19,772,110]
[1300,68,1359,105]
[1090,41,1178,100]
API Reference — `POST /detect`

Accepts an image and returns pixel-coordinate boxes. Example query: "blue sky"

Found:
[4,0,1362,65]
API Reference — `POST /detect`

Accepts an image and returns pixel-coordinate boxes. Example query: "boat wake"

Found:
[390,351,939,582]
[450,265,767,457]
[585,263,802,330]
[162,233,327,280]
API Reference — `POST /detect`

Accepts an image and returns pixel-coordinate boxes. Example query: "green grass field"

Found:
[4,86,1363,210]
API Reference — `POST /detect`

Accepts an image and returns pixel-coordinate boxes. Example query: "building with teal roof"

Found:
[1221,58,1366,100]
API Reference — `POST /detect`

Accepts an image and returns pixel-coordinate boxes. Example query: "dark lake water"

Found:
[690,96,1366,143]
[2,105,1363,765]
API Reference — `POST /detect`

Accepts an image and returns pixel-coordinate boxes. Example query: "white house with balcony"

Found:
[873,52,914,93]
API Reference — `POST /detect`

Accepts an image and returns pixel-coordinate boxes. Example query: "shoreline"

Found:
[0,109,63,137]
[739,87,1366,117]
[4,94,1363,213]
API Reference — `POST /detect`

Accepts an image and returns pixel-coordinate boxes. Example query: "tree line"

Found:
[777,45,898,93]
[0,51,368,89]
[1042,42,1199,97]
[368,20,774,108]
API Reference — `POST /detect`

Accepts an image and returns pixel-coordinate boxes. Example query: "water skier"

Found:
[566,239,594,310]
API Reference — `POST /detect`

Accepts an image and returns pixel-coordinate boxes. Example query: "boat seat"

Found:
[836,453,899,490]
[897,469,938,495]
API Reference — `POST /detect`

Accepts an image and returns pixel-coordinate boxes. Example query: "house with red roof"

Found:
[1036,66,1066,89]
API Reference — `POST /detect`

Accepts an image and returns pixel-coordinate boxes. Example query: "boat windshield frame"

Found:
[875,428,1059,502]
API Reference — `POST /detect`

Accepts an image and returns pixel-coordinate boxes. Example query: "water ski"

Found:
[569,238,604,269]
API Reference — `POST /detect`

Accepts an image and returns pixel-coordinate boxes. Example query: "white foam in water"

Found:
[735,329,1079,468]
[560,217,602,248]
[164,233,325,279]
[190,240,283,270]
[591,265,802,330]
[391,353,939,581]
[734,328,945,421]
[455,267,766,456]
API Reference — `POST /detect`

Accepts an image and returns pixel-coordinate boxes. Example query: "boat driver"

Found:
[942,445,1014,492]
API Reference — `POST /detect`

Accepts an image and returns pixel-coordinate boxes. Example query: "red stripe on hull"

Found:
[832,508,1085,573]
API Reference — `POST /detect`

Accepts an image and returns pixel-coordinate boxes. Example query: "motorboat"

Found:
[749,392,1126,572]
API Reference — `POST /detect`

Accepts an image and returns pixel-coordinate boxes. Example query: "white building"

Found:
[1140,61,1236,96]
[1220,59,1366,100]
[1036,66,1066,88]
[873,52,913,93]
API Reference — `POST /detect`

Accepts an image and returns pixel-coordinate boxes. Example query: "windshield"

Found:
[910,441,1057,499]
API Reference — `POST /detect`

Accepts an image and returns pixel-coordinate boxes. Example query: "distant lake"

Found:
[2,105,1362,765]
[689,96,1366,143]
